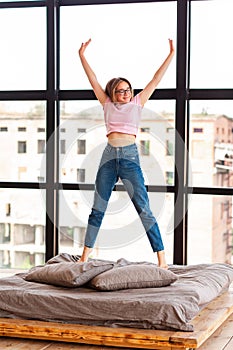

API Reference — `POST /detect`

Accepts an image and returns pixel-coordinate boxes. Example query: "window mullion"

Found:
[173,0,189,265]
[45,0,57,262]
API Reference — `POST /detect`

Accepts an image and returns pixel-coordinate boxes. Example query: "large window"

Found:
[0,101,46,182]
[60,2,176,90]
[190,0,233,88]
[0,7,46,90]
[0,0,232,270]
[0,189,45,269]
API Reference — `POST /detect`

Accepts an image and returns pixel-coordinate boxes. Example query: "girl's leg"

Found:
[79,146,118,262]
[124,174,167,267]
[78,246,93,263]
[157,250,167,269]
[120,145,167,267]
[124,176,167,264]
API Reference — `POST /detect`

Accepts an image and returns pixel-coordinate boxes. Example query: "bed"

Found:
[0,253,232,349]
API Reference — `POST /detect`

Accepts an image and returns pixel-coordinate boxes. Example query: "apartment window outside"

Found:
[0,223,11,244]
[140,127,150,133]
[140,140,150,156]
[37,176,45,182]
[0,250,10,268]
[166,171,174,185]
[60,139,66,154]
[37,139,45,154]
[37,128,45,133]
[166,140,173,156]
[0,127,8,132]
[77,139,86,154]
[5,203,11,216]
[18,127,26,132]
[77,168,85,183]
[193,128,203,133]
[18,141,27,154]
[166,127,174,157]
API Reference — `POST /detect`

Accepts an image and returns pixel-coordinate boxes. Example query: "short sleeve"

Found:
[104,97,111,103]
[133,94,142,106]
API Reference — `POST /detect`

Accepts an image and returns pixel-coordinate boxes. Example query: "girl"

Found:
[78,38,174,268]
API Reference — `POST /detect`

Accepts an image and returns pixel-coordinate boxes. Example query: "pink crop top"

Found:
[103,94,143,136]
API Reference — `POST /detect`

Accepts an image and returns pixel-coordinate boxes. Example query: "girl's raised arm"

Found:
[78,39,108,105]
[139,39,175,106]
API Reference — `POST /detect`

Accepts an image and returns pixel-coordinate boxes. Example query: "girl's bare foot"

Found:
[157,250,168,269]
[77,246,93,263]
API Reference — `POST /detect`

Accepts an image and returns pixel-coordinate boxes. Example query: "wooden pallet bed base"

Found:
[0,290,232,350]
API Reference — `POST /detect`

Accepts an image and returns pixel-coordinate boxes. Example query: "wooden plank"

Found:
[170,290,233,349]
[44,345,184,350]
[45,345,142,350]
[198,313,233,350]
[45,343,113,350]
[0,290,232,349]
[0,336,52,349]
[0,317,193,349]
[0,319,177,349]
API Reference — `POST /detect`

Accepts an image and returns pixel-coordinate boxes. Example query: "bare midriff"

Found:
[107,132,136,147]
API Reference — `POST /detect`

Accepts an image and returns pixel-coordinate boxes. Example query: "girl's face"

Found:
[114,81,132,103]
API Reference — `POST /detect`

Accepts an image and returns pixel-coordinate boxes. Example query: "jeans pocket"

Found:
[122,144,139,164]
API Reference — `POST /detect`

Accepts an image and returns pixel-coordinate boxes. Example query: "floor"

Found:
[197,312,233,350]
[0,312,232,349]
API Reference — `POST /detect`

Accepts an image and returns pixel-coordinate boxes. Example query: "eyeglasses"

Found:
[115,88,132,95]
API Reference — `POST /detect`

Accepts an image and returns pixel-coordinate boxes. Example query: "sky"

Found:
[0,0,232,116]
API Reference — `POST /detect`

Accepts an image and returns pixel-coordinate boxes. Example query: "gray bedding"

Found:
[0,254,232,332]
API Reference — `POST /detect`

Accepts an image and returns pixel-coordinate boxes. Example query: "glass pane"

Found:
[0,101,46,182]
[59,100,175,186]
[0,189,46,270]
[0,8,46,90]
[59,190,174,264]
[187,194,233,265]
[60,2,176,89]
[190,0,233,88]
[188,101,233,188]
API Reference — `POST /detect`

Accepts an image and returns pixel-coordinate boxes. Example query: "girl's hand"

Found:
[168,38,175,55]
[79,38,91,57]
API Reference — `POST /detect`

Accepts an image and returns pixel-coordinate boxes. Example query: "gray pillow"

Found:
[89,264,178,291]
[25,261,114,287]
[46,253,80,264]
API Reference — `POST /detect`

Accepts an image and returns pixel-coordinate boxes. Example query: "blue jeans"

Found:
[84,143,164,252]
